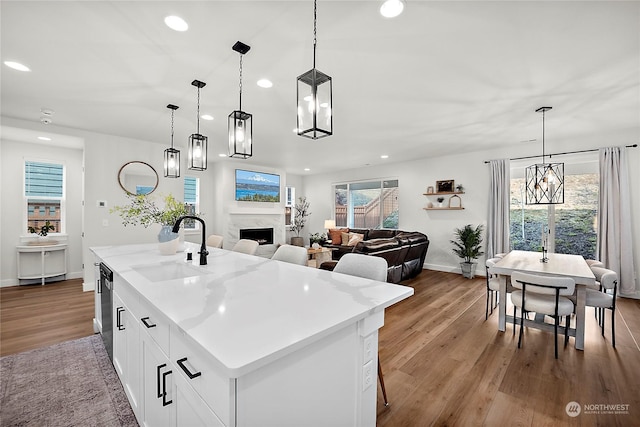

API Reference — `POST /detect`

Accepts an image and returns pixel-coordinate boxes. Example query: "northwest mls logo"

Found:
[566,401,581,417]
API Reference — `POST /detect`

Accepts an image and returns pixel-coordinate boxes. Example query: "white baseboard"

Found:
[422,263,487,278]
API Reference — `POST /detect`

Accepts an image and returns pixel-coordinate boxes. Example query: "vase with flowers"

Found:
[111,193,194,254]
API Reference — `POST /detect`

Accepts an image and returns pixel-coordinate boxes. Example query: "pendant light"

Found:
[164,104,180,178]
[188,79,208,171]
[525,107,564,205]
[296,0,332,139]
[229,41,252,159]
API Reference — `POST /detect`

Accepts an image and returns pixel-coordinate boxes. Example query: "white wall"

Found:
[0,138,83,286]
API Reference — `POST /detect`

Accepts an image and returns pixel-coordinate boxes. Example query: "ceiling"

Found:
[1,1,638,175]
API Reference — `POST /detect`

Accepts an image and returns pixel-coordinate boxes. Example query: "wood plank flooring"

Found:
[0,279,94,356]
[1,272,639,426]
[377,270,640,426]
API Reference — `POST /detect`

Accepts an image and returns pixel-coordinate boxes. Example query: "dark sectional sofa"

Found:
[320,228,429,284]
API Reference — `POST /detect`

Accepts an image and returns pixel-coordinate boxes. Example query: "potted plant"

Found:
[111,193,194,254]
[437,197,445,207]
[309,232,327,248]
[290,197,310,247]
[28,220,57,245]
[450,224,484,279]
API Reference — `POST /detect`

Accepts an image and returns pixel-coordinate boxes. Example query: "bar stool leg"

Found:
[378,359,389,407]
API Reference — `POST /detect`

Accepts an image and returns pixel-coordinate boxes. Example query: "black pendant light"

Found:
[525,107,564,205]
[188,80,208,171]
[229,41,252,159]
[296,0,332,139]
[164,104,180,178]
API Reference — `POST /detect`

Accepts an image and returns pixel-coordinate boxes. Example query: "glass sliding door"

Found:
[333,179,399,229]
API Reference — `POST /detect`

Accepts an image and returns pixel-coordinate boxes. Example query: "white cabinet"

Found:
[140,331,173,427]
[17,244,67,285]
[113,280,141,420]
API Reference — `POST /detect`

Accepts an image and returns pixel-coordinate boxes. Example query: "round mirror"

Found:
[117,161,159,196]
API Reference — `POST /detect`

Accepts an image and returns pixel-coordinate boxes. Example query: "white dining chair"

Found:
[333,253,390,406]
[206,234,223,249]
[511,271,575,359]
[232,239,259,255]
[585,267,618,348]
[485,258,511,320]
[271,244,308,266]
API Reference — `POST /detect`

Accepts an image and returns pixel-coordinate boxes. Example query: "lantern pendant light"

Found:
[296,0,332,139]
[525,106,564,205]
[188,79,208,171]
[229,41,252,159]
[164,104,180,178]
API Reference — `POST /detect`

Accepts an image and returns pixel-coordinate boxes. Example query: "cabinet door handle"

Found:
[141,317,157,328]
[157,363,166,398]
[177,357,201,379]
[162,370,173,406]
[116,307,125,330]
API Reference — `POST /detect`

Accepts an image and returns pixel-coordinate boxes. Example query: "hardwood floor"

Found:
[377,270,640,426]
[0,279,94,356]
[1,272,638,426]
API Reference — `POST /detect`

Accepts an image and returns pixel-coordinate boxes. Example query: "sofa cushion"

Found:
[347,232,364,246]
[328,228,348,245]
[348,229,370,240]
[341,232,350,245]
[367,229,398,239]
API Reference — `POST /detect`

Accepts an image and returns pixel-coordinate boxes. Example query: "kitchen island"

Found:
[92,242,413,427]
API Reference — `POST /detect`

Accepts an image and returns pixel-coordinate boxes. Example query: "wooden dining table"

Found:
[489,250,596,350]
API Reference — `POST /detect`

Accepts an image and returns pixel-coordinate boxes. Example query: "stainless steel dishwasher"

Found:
[99,262,113,361]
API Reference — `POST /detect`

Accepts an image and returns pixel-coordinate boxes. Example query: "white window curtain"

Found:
[598,147,637,297]
[487,159,510,258]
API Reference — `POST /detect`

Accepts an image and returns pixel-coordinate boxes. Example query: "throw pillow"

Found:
[328,228,348,245]
[347,232,364,246]
[341,232,350,246]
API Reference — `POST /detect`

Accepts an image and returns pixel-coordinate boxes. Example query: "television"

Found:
[235,169,281,202]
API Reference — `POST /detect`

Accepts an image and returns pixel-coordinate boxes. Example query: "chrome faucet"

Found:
[172,215,208,265]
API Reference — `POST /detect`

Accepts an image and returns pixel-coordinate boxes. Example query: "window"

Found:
[25,161,65,234]
[285,186,295,226]
[333,179,399,229]
[509,155,598,259]
[183,176,199,230]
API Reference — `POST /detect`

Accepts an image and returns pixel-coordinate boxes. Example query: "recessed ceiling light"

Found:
[164,15,188,32]
[37,136,52,141]
[257,79,273,88]
[4,61,30,72]
[304,168,311,172]
[380,155,389,159]
[380,0,404,18]
[201,114,214,121]
[218,153,227,157]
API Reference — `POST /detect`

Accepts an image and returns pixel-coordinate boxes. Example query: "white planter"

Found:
[460,261,477,279]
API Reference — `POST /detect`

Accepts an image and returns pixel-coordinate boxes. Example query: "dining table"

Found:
[489,250,596,351]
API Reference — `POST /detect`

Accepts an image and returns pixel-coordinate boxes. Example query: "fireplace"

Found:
[239,228,274,245]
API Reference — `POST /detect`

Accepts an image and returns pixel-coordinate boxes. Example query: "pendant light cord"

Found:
[196,87,201,135]
[170,109,175,149]
[541,108,546,165]
[239,54,243,111]
[313,0,317,69]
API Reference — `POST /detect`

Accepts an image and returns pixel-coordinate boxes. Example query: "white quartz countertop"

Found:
[92,243,413,377]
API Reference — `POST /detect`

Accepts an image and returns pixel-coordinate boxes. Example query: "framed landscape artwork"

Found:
[235,169,281,202]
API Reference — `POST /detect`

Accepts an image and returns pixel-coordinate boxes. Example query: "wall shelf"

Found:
[422,191,465,196]
[423,207,465,210]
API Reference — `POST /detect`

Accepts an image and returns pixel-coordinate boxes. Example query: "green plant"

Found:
[451,224,484,263]
[110,193,192,227]
[28,220,55,236]
[290,197,311,237]
[309,232,327,245]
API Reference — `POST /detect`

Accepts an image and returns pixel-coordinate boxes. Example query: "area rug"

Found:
[0,334,138,426]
